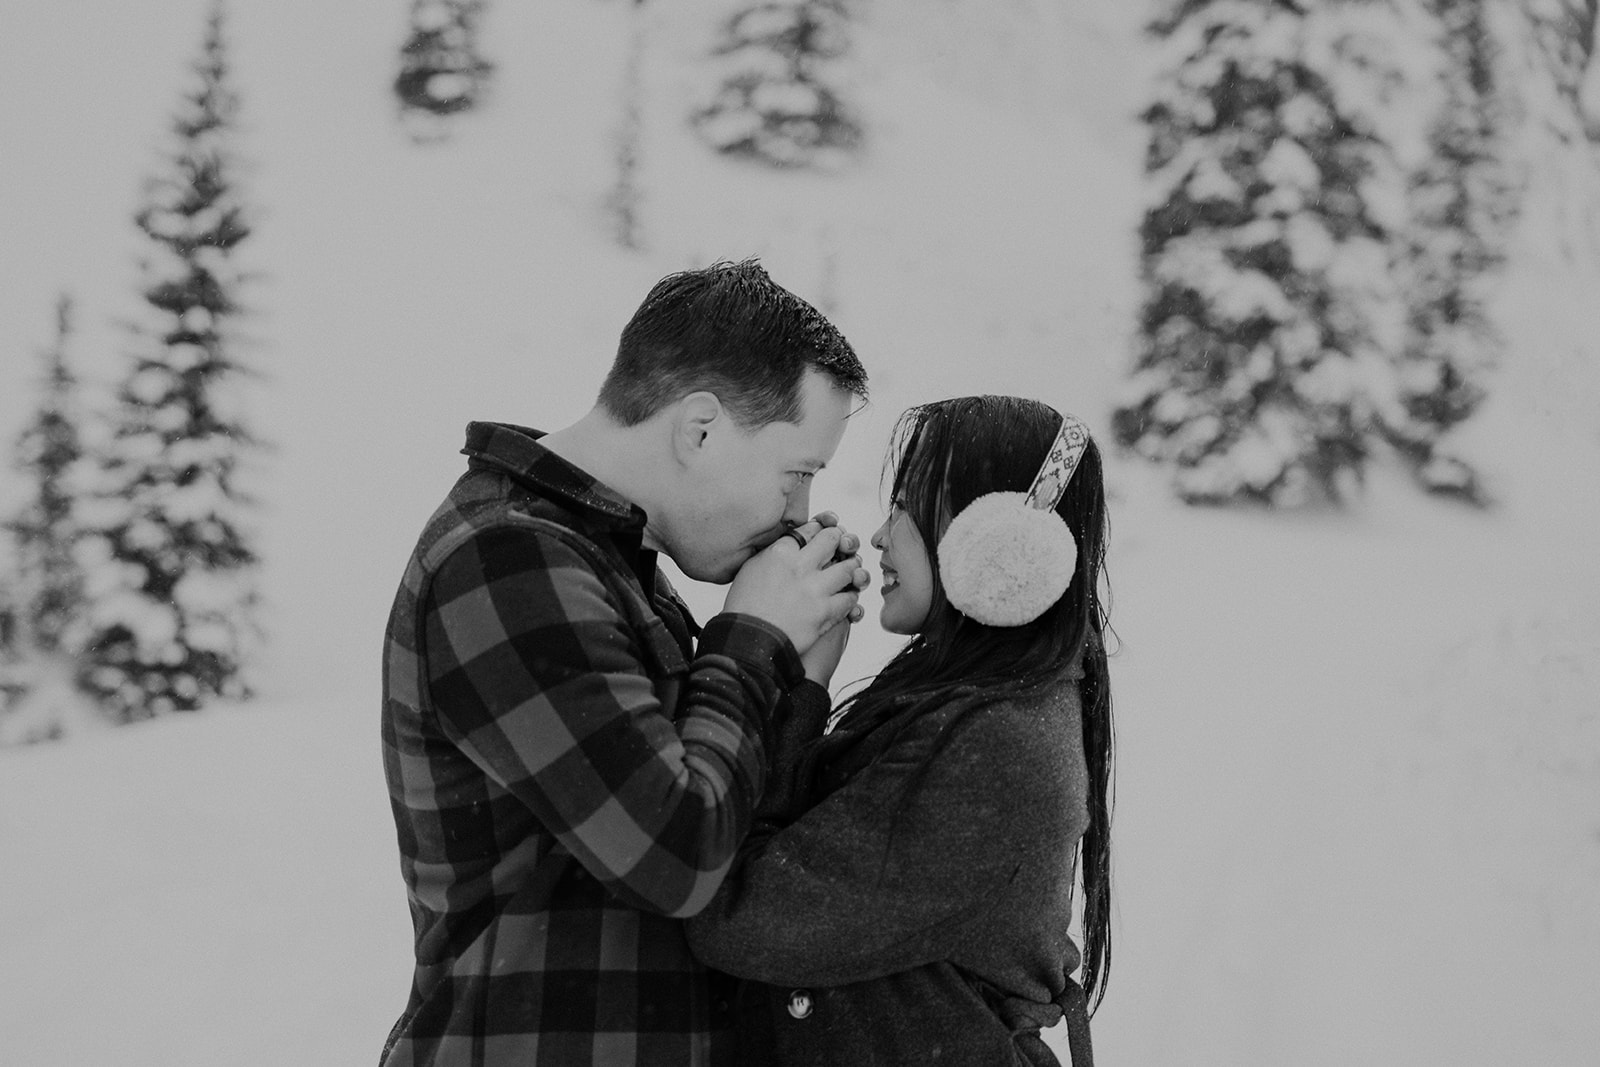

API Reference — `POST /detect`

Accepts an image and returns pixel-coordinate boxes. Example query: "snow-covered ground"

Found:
[2,1,1597,1063]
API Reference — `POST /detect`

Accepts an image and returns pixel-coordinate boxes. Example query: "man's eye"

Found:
[793,471,815,483]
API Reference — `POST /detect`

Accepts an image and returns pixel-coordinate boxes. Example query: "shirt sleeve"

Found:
[422,522,802,918]
[684,702,1046,986]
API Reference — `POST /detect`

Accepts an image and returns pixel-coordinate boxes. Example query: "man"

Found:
[380,259,869,1066]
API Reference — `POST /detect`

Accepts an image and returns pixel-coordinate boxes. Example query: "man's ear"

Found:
[672,391,724,462]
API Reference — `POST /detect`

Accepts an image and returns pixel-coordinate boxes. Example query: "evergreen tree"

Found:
[692,0,862,169]
[0,539,19,701]
[0,569,15,658]
[606,0,649,250]
[1383,0,1516,499]
[1114,0,1432,505]
[0,555,29,736]
[394,0,494,142]
[1493,0,1600,260]
[5,294,88,654]
[1521,0,1599,138]
[0,296,103,746]
[79,2,263,723]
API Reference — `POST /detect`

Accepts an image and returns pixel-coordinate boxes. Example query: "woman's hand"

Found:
[801,614,854,687]
[799,514,866,685]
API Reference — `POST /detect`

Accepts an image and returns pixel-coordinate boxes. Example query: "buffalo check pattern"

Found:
[380,422,804,1066]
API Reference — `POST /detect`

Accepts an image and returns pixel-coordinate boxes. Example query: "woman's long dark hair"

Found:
[828,395,1115,1013]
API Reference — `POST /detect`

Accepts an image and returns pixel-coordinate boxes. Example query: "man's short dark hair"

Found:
[598,259,868,428]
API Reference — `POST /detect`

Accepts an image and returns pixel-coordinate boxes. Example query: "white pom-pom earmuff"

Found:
[936,414,1089,627]
[938,492,1078,627]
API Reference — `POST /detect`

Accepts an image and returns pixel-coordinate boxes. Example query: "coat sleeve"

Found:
[754,679,833,820]
[684,700,1046,986]
[422,522,802,918]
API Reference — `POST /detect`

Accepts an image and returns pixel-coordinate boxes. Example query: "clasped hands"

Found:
[722,511,870,685]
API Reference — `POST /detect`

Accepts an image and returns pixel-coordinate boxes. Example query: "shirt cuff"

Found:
[699,613,805,690]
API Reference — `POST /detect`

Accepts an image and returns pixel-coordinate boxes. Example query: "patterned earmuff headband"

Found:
[1022,415,1091,514]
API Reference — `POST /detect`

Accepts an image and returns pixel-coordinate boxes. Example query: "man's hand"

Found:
[723,519,870,656]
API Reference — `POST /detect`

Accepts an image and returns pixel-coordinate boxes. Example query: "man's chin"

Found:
[673,554,742,586]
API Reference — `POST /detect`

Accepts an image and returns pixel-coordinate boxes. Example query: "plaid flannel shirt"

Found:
[381,422,805,1067]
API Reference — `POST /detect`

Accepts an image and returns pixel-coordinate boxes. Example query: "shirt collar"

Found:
[461,421,649,532]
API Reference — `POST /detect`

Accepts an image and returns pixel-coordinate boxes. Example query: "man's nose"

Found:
[783,486,812,526]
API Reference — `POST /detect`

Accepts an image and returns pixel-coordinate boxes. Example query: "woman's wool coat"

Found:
[685,668,1089,1066]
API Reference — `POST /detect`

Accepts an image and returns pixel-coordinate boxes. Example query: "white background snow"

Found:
[1,0,1597,1063]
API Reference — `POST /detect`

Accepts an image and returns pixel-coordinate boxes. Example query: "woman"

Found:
[687,395,1114,1066]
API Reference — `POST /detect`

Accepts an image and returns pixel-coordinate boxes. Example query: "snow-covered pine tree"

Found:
[1520,0,1599,138]
[0,294,103,745]
[79,2,263,724]
[0,530,20,711]
[0,567,16,666]
[0,563,15,659]
[692,0,861,169]
[5,293,88,655]
[1382,0,1517,499]
[1115,0,1430,505]
[0,552,29,739]
[1494,0,1600,257]
[394,0,494,142]
[607,0,649,250]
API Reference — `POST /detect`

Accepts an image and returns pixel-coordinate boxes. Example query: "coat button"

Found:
[786,989,814,1019]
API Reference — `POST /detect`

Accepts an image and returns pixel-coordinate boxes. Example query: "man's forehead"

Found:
[761,423,832,467]
[748,372,852,457]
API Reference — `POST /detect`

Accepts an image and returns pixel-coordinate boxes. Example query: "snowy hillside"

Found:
[2,1,1598,1064]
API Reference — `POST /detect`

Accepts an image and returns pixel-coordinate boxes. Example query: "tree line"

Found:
[1,3,260,743]
[396,0,1598,505]
[5,0,1597,739]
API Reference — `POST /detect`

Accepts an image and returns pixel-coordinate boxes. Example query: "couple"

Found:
[379,260,1114,1067]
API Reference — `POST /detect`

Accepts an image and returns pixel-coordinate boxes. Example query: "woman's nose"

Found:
[869,518,889,550]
